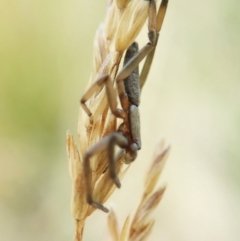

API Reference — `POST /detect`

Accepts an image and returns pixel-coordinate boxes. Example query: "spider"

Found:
[80,0,168,212]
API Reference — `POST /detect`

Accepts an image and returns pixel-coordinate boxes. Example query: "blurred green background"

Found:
[0,0,240,240]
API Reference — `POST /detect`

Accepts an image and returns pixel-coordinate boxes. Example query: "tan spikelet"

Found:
[119,215,131,241]
[108,208,120,241]
[115,1,149,52]
[129,142,170,241]
[107,142,170,241]
[144,141,170,196]
[116,0,131,9]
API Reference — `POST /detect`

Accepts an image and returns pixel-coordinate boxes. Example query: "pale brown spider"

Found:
[80,0,168,212]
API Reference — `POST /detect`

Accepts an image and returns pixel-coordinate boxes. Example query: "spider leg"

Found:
[80,74,125,123]
[116,0,158,96]
[140,0,169,89]
[83,132,128,212]
[80,74,109,123]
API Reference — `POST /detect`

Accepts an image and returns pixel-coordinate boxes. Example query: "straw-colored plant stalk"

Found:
[66,0,169,240]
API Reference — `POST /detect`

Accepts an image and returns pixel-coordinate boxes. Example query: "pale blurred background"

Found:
[0,0,240,240]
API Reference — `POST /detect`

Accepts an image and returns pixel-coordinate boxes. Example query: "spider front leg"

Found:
[116,0,158,85]
[140,0,169,88]
[116,0,168,90]
[83,132,128,213]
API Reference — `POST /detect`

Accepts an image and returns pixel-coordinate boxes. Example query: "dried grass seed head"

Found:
[68,0,158,219]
